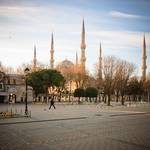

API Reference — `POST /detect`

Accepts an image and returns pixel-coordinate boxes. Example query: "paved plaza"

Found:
[0,102,150,150]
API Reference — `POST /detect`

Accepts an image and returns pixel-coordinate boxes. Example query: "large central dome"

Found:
[56,59,74,73]
[57,59,74,68]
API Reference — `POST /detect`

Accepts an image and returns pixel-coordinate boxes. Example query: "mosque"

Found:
[0,19,148,103]
[33,19,86,75]
[32,18,147,84]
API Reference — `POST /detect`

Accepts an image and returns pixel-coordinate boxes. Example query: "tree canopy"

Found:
[85,87,98,98]
[74,88,85,97]
[27,69,64,96]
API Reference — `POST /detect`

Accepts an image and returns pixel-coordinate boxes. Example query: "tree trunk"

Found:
[59,90,61,102]
[98,94,101,102]
[85,97,88,102]
[45,87,48,103]
[103,95,106,103]
[78,97,80,104]
[129,95,131,105]
[148,92,150,103]
[95,97,97,103]
[68,93,71,102]
[107,94,111,106]
[89,97,92,103]
[116,91,119,102]
[121,95,124,105]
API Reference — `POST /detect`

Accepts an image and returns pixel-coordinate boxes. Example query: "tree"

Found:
[27,71,44,96]
[0,63,15,74]
[126,77,143,102]
[143,73,150,102]
[74,88,85,103]
[113,59,123,102]
[73,65,90,88]
[28,69,64,97]
[94,56,136,106]
[16,61,46,74]
[94,63,104,102]
[56,79,66,102]
[114,60,135,105]
[56,64,76,102]
[103,56,117,106]
[85,87,98,102]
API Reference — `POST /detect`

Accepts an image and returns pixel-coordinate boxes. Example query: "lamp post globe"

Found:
[24,67,30,116]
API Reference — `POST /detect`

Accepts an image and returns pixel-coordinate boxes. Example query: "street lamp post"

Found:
[24,67,30,116]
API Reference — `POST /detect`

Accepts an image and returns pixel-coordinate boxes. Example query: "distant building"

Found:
[0,71,33,103]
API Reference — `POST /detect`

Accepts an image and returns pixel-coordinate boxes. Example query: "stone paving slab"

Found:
[0,103,150,150]
[0,114,150,150]
[0,103,150,124]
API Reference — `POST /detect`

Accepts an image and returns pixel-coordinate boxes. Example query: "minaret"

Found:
[141,34,147,81]
[33,45,37,71]
[76,51,78,65]
[50,32,54,69]
[80,18,86,73]
[98,42,102,79]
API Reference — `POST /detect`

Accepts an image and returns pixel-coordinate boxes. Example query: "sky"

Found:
[0,0,150,75]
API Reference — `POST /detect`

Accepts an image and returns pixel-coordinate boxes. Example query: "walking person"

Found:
[49,94,56,109]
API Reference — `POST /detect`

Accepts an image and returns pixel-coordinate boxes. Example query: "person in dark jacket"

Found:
[49,94,56,109]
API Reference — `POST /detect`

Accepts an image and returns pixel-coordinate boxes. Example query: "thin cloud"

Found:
[109,11,148,20]
[88,30,143,46]
[0,2,149,73]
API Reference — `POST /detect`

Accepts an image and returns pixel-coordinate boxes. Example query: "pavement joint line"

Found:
[0,116,88,126]
[110,112,150,117]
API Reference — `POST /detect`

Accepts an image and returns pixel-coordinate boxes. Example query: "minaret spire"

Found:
[50,32,54,69]
[76,51,78,65]
[33,44,37,71]
[141,34,147,81]
[98,42,102,79]
[80,18,86,73]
